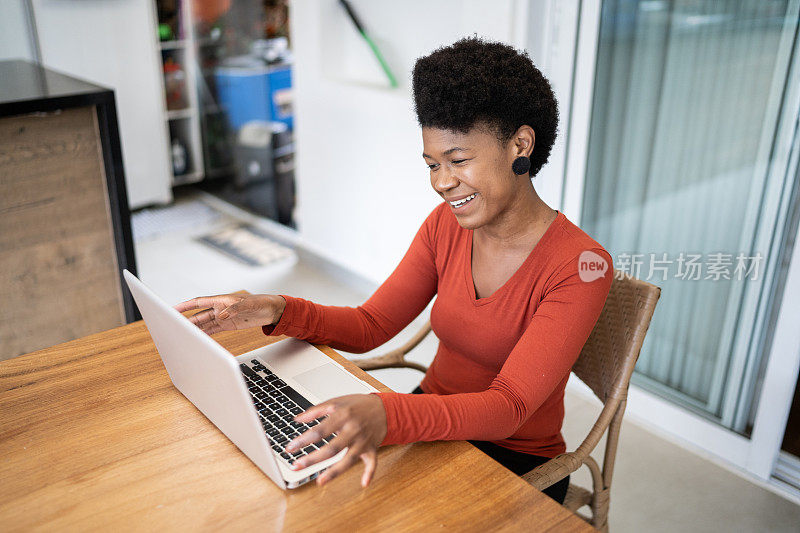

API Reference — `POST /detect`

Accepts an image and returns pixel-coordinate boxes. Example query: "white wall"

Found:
[0,1,35,61]
[31,0,173,209]
[290,0,532,284]
[524,0,582,217]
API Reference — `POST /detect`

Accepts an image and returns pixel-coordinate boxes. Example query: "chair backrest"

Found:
[572,270,661,405]
[520,270,661,507]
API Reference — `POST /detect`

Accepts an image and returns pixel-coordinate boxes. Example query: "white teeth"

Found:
[450,193,476,207]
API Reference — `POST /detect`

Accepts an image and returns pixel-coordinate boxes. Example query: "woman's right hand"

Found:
[173,293,286,336]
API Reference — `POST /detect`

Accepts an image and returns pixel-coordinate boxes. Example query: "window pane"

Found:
[581,0,800,428]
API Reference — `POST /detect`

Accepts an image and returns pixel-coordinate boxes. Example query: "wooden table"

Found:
[0,316,593,532]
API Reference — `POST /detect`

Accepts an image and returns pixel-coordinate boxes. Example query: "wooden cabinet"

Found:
[0,61,139,361]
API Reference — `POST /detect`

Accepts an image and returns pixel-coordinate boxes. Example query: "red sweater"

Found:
[262,203,613,457]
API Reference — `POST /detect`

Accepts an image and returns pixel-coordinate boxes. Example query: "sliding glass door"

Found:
[580,0,800,433]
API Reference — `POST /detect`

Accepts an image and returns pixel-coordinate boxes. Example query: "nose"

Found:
[431,166,459,194]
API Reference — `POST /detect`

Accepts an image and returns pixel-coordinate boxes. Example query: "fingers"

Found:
[289,434,347,471]
[217,304,234,320]
[185,309,229,336]
[291,436,378,487]
[316,444,363,486]
[360,450,377,487]
[174,296,219,313]
[204,324,225,336]
[285,416,339,455]
[188,308,217,328]
[281,396,381,488]
[292,403,336,424]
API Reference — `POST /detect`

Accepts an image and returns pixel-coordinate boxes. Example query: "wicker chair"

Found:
[353,270,661,532]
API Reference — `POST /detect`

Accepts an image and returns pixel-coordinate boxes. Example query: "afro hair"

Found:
[412,36,559,177]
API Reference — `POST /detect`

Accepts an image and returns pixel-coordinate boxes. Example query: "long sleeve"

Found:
[261,207,440,353]
[375,249,613,445]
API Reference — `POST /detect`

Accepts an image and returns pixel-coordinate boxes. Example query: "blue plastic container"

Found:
[266,66,293,130]
[214,65,293,131]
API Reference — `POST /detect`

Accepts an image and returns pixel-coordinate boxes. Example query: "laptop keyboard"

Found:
[240,360,335,468]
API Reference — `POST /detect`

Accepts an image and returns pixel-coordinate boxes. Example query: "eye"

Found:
[427,163,440,170]
[452,159,468,165]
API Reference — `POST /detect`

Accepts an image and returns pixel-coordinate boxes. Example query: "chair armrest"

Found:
[354,349,429,373]
[521,451,584,491]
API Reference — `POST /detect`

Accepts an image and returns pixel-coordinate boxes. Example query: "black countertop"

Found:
[0,60,114,117]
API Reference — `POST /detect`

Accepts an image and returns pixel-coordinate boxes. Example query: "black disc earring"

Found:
[512,156,531,175]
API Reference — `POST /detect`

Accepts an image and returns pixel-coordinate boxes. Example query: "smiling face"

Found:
[422,123,534,230]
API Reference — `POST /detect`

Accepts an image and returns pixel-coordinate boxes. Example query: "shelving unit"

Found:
[165,108,195,120]
[155,1,204,186]
[159,39,189,50]
[149,0,296,227]
[194,31,236,179]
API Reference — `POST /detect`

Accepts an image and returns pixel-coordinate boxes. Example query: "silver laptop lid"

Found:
[122,270,286,489]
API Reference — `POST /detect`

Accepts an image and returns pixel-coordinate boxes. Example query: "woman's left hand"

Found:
[285,394,387,487]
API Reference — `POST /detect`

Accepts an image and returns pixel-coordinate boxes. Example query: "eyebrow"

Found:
[422,147,470,158]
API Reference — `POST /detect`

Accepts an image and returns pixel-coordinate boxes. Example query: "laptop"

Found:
[122,270,379,489]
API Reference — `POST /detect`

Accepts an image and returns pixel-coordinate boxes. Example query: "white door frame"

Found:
[547,0,800,495]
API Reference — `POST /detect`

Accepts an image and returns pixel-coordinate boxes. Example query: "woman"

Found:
[176,37,612,503]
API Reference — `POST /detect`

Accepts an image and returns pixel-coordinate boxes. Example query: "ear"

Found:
[511,125,536,158]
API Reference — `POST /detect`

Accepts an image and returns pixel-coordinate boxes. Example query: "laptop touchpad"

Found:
[293,364,372,402]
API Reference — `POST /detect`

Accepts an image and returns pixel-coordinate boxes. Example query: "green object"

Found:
[158,23,173,42]
[338,0,398,88]
[362,33,398,88]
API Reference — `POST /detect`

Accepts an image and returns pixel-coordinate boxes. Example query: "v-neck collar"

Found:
[464,210,563,306]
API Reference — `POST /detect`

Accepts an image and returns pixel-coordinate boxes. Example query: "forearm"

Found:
[374,380,527,444]
[262,205,440,351]
[263,295,406,353]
